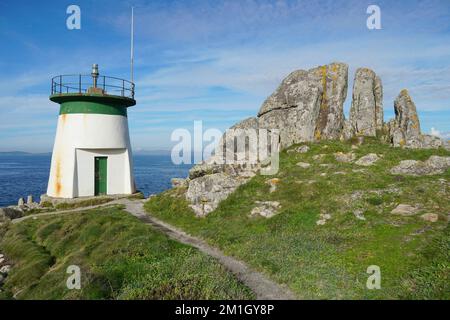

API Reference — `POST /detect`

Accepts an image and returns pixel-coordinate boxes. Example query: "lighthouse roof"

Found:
[50,74,136,107]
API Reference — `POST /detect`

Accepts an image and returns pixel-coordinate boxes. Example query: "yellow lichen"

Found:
[321,66,327,98]
[267,178,280,185]
[313,65,329,141]
[320,65,328,111]
[315,130,322,140]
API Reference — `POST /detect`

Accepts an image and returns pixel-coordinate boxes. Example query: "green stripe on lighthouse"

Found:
[50,92,136,116]
[59,101,128,116]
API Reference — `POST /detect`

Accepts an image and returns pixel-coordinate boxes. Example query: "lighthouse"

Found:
[46,64,136,198]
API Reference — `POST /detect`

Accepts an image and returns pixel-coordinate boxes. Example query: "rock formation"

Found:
[390,156,450,176]
[386,89,444,149]
[185,61,349,217]
[420,213,439,222]
[258,62,348,147]
[334,152,356,163]
[0,252,12,288]
[391,89,421,147]
[185,117,262,216]
[391,204,419,216]
[250,201,281,218]
[287,145,310,154]
[348,68,383,137]
[181,62,448,217]
[355,153,380,166]
[186,172,248,217]
[0,207,23,223]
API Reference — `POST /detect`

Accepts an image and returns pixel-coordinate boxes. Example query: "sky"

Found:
[0,0,449,152]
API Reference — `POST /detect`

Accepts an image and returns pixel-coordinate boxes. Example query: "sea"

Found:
[0,154,192,207]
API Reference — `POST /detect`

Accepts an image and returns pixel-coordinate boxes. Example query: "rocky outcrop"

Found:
[250,201,281,218]
[182,63,447,217]
[391,204,419,216]
[258,62,348,147]
[420,213,439,222]
[287,145,310,154]
[316,212,332,225]
[390,156,450,176]
[0,207,23,221]
[185,117,263,216]
[213,117,260,166]
[334,152,356,163]
[186,162,256,217]
[0,253,11,288]
[386,90,445,149]
[355,153,380,166]
[186,172,248,217]
[171,178,187,188]
[296,162,311,168]
[266,178,280,193]
[421,134,446,149]
[391,89,421,147]
[341,120,354,140]
[348,68,383,137]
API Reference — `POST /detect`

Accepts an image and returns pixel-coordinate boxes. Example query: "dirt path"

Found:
[11,199,126,224]
[122,199,296,300]
[12,198,296,300]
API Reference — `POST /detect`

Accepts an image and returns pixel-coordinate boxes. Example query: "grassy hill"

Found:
[145,138,450,299]
[0,206,253,299]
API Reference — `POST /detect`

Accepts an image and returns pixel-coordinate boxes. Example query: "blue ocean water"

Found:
[0,154,192,207]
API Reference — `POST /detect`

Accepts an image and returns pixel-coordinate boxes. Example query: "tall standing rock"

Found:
[387,89,444,149]
[392,89,421,147]
[394,89,421,137]
[258,62,348,148]
[313,63,349,140]
[349,68,383,137]
[374,76,383,130]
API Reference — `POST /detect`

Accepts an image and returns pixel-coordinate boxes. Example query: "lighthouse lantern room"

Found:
[46,65,136,198]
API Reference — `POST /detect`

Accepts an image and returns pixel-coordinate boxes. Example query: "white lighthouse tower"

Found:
[46,64,136,198]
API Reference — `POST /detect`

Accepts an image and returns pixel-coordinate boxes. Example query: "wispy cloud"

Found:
[0,0,449,151]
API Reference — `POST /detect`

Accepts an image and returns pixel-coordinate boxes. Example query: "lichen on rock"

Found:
[349,68,383,137]
[180,62,447,217]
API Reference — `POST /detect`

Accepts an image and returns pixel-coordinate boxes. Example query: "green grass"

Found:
[145,138,450,299]
[0,206,253,300]
[49,192,144,211]
[54,197,115,210]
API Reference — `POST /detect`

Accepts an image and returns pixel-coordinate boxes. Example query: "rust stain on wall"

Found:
[55,157,62,197]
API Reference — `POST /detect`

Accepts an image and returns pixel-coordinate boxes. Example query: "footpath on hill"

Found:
[12,198,296,300]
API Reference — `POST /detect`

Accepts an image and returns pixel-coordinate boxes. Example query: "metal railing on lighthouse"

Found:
[51,66,135,99]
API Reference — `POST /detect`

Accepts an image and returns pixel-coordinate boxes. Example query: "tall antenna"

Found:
[130,6,134,84]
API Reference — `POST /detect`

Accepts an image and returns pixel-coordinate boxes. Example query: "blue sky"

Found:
[0,0,449,152]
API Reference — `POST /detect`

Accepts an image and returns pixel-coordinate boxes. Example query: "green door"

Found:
[94,157,107,195]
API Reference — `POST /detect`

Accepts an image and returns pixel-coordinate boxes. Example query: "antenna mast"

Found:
[130,6,134,83]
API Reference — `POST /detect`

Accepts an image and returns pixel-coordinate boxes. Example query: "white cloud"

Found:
[2,0,450,151]
[133,34,450,114]
[429,127,450,140]
[430,127,441,137]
